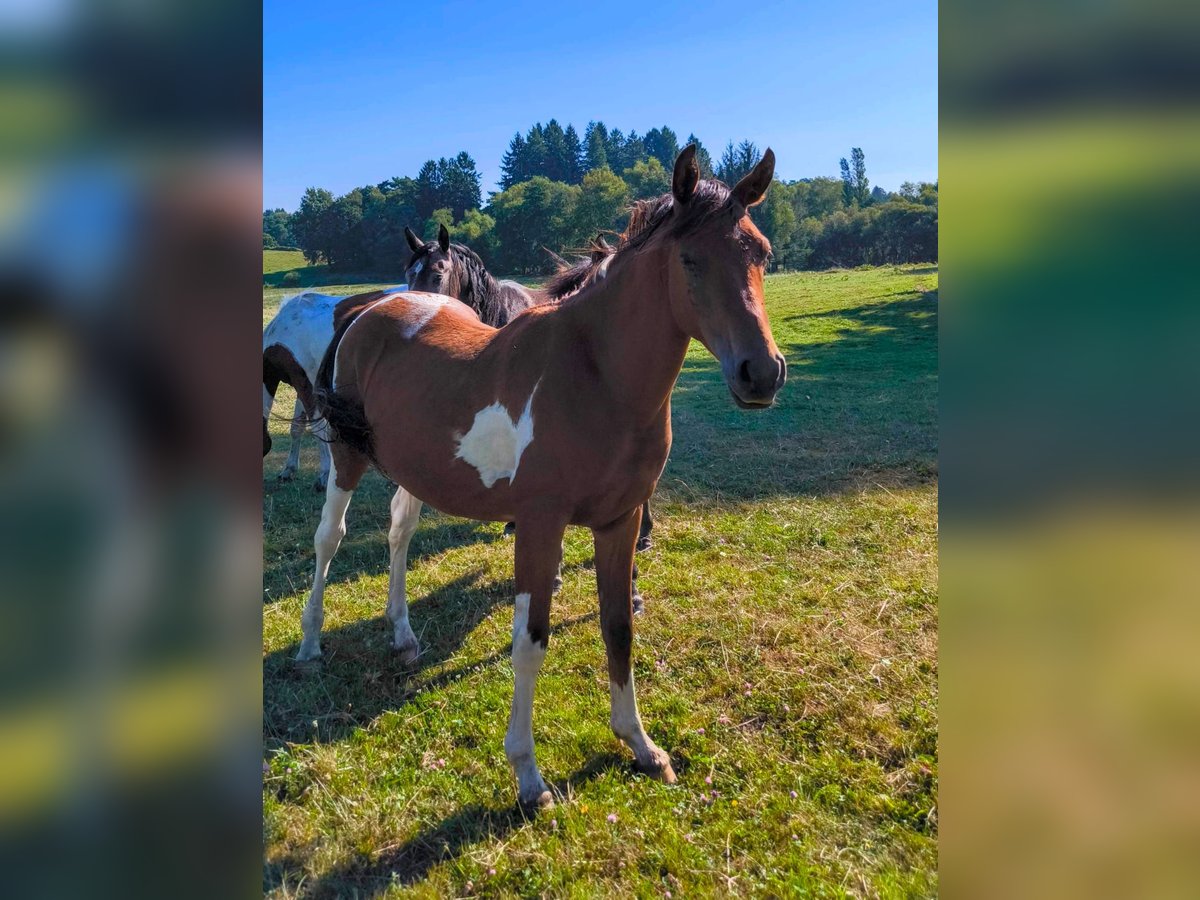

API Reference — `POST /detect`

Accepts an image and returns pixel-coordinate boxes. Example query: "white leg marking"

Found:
[263,384,273,421]
[454,382,538,488]
[385,486,423,664]
[505,592,550,805]
[280,398,303,479]
[298,458,351,661]
[311,410,331,489]
[610,674,670,772]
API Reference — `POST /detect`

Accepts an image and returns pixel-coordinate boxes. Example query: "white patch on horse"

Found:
[262,384,273,419]
[398,293,451,339]
[264,292,337,379]
[454,383,538,488]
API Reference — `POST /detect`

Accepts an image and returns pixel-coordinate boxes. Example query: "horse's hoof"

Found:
[637,755,676,784]
[553,575,563,594]
[503,522,516,538]
[295,643,322,663]
[277,470,295,483]
[518,789,554,813]
[313,479,327,492]
[632,593,645,615]
[636,536,652,552]
[395,639,420,667]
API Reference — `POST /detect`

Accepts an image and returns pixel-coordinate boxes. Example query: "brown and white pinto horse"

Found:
[307,147,785,808]
[406,227,658,555]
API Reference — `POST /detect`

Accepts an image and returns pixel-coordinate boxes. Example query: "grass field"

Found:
[263,264,939,897]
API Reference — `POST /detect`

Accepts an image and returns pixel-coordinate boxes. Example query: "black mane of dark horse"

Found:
[419,240,535,328]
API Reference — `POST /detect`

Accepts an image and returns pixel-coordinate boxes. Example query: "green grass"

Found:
[263,264,938,898]
[263,248,408,289]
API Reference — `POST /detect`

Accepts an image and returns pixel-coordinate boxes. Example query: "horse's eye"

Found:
[681,254,699,270]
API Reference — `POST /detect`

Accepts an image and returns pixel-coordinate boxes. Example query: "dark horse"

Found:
[405,225,657,555]
[404,224,537,327]
[303,147,785,809]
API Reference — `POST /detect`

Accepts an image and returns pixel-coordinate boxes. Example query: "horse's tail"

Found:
[312,294,381,462]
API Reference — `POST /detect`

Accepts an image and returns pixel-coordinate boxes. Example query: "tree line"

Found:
[264,122,937,275]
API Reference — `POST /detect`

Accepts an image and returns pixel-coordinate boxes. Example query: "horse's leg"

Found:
[297,448,368,661]
[310,409,332,493]
[503,523,562,595]
[505,515,566,810]
[636,499,654,551]
[263,378,278,457]
[385,485,423,665]
[278,398,304,482]
[594,506,675,782]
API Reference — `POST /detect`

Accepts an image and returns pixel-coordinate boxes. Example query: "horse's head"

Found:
[404,224,458,296]
[665,146,786,409]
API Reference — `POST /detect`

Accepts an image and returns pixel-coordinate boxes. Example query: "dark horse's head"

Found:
[404,224,458,296]
[404,224,534,328]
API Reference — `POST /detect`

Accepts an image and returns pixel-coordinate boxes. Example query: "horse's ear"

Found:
[672,145,700,205]
[732,148,775,208]
[404,226,424,253]
[438,223,451,253]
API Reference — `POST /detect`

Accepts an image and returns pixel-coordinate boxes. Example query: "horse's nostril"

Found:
[738,359,752,386]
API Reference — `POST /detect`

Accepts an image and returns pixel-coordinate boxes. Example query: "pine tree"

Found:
[500,133,528,189]
[585,121,609,171]
[562,123,584,183]
[442,152,482,218]
[643,126,680,168]
[542,119,569,182]
[852,147,870,206]
[716,141,738,183]
[622,130,645,170]
[415,159,442,221]
[524,125,549,180]
[606,128,626,172]
[839,147,870,207]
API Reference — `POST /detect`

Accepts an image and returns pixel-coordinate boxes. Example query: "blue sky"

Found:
[264,0,937,211]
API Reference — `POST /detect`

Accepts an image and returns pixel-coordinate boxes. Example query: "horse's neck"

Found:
[559,246,690,424]
[464,261,500,308]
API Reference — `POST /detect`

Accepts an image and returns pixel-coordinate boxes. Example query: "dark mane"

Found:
[548,180,737,300]
[448,242,535,327]
[543,257,597,299]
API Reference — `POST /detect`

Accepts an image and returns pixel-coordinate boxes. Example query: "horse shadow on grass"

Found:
[264,496,506,605]
[664,287,938,504]
[267,751,635,898]
[264,562,599,753]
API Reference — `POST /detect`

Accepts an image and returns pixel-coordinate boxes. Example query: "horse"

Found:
[405,228,658,555]
[263,290,339,490]
[404,224,538,327]
[306,146,785,808]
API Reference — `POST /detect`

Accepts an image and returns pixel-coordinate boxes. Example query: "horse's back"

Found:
[264,291,339,379]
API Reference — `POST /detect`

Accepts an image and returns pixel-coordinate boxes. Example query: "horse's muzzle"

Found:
[729,352,786,408]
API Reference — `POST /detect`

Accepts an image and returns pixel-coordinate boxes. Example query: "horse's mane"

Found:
[545,179,736,300]
[449,242,534,327]
[543,235,616,300]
